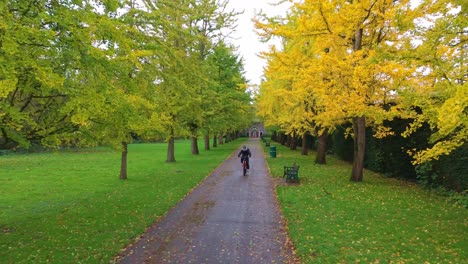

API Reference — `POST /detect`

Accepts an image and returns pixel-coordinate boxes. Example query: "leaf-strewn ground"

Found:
[264,143,467,263]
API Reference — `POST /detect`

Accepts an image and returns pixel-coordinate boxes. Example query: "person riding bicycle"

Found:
[237,145,252,169]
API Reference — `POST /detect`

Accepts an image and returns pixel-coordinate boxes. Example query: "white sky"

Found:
[225,0,292,86]
[224,0,432,87]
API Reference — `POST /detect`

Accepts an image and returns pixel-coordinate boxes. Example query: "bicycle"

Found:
[238,146,251,176]
[242,158,248,176]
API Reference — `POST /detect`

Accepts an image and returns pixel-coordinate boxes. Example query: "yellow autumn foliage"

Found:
[256,0,466,164]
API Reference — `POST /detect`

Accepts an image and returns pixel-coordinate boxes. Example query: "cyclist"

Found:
[237,145,252,170]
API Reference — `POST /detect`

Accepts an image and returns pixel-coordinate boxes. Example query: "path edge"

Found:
[261,145,301,263]
[113,141,245,262]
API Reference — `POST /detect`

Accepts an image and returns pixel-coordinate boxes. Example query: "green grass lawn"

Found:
[264,143,467,264]
[0,139,244,263]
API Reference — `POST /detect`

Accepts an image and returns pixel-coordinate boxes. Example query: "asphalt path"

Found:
[116,138,293,263]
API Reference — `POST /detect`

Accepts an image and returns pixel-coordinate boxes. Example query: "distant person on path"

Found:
[238,145,252,169]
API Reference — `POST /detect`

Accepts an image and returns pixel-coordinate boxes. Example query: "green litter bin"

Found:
[270,145,277,158]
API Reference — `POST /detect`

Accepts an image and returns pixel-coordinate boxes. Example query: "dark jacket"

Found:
[238,148,252,159]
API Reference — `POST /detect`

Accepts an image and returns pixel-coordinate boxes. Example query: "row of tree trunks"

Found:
[192,130,244,154]
[269,120,366,181]
[119,128,328,181]
[119,129,242,181]
[206,131,240,150]
[271,131,328,165]
[225,130,240,142]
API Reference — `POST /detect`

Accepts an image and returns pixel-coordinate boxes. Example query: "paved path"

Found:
[116,138,293,263]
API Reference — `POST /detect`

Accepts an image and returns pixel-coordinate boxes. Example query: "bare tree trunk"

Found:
[213,133,218,148]
[290,135,297,150]
[350,27,365,181]
[301,134,308,155]
[281,133,287,145]
[286,135,291,147]
[315,130,328,164]
[226,130,231,143]
[191,135,199,155]
[204,134,210,151]
[351,117,366,181]
[166,128,176,162]
[218,132,224,145]
[120,141,128,180]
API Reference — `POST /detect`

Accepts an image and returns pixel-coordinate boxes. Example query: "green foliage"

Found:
[204,42,253,135]
[399,2,468,164]
[434,143,468,192]
[0,139,245,263]
[330,126,354,162]
[264,144,468,263]
[447,190,468,209]
[1,0,77,147]
[0,0,251,155]
[331,118,466,192]
[414,143,468,192]
[364,118,432,180]
[415,162,439,186]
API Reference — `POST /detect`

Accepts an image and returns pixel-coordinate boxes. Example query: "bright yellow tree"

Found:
[257,35,334,163]
[257,0,420,181]
[399,1,467,164]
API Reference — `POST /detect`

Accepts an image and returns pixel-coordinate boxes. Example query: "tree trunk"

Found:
[218,132,224,145]
[350,27,365,181]
[281,133,287,145]
[213,133,218,148]
[301,134,308,155]
[290,135,297,150]
[350,117,366,181]
[315,130,328,164]
[166,129,176,162]
[120,141,128,180]
[286,135,291,147]
[191,135,199,155]
[204,134,210,151]
[226,130,231,143]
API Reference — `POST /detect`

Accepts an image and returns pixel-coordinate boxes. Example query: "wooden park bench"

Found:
[283,164,299,183]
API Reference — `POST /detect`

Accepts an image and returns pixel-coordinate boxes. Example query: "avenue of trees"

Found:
[255,0,467,183]
[0,0,254,179]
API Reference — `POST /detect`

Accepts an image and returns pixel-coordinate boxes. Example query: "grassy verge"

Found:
[264,143,467,263]
[0,139,245,263]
